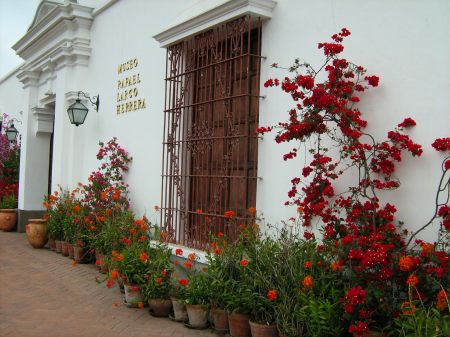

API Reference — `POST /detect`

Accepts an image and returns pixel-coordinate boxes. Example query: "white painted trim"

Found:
[0,64,24,85]
[93,0,119,17]
[153,0,277,47]
[150,240,208,264]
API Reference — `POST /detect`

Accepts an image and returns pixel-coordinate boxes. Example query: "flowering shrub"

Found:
[260,28,450,335]
[0,114,20,209]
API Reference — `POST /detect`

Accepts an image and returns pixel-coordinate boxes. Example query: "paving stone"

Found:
[0,232,217,337]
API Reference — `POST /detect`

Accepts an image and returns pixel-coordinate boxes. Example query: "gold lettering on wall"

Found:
[116,58,147,114]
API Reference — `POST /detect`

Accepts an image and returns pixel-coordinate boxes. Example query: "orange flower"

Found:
[179,279,188,286]
[110,270,119,280]
[161,269,167,277]
[217,232,224,237]
[214,248,222,254]
[331,260,343,272]
[137,302,144,309]
[175,248,183,256]
[406,274,419,287]
[400,301,416,315]
[139,251,149,263]
[154,205,161,211]
[421,243,434,256]
[304,261,312,269]
[302,275,314,288]
[267,289,277,301]
[297,206,304,213]
[138,235,147,242]
[43,201,50,209]
[184,261,193,269]
[195,208,203,214]
[72,204,81,213]
[156,277,162,284]
[130,228,137,235]
[105,208,112,216]
[399,256,415,272]
[71,260,78,267]
[224,210,235,218]
[188,253,196,261]
[100,192,107,201]
[140,223,148,232]
[135,219,145,226]
[436,289,449,311]
[248,207,256,216]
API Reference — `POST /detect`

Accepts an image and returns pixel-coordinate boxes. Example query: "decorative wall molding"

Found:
[13,2,94,74]
[153,0,277,47]
[32,106,55,134]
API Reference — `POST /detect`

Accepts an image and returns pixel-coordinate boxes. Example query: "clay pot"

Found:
[228,312,251,337]
[186,304,209,328]
[25,219,48,248]
[171,297,188,322]
[0,209,17,232]
[148,298,173,317]
[48,236,56,250]
[211,307,229,332]
[68,243,74,259]
[61,241,69,256]
[73,245,89,263]
[124,284,145,308]
[55,240,62,253]
[249,321,279,337]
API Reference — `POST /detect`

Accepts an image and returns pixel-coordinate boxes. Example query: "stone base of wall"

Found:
[17,209,46,233]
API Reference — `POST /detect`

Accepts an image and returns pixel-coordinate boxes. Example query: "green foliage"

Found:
[395,306,450,337]
[184,271,211,306]
[0,194,16,209]
[94,210,134,255]
[142,243,173,300]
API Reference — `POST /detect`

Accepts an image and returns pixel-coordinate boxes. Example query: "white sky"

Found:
[0,0,41,79]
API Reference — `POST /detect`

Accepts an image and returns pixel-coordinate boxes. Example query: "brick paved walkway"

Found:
[0,232,217,337]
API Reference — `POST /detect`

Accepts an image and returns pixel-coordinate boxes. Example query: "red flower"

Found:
[398,117,416,128]
[106,278,115,289]
[175,248,183,256]
[183,261,193,269]
[349,321,369,337]
[161,269,167,277]
[345,286,367,305]
[179,279,188,286]
[156,277,162,285]
[365,75,380,87]
[214,248,222,254]
[240,259,249,266]
[224,210,235,218]
[304,261,312,269]
[432,137,450,152]
[267,289,277,301]
[399,256,415,272]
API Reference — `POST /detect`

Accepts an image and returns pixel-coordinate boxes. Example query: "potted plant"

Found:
[25,218,48,248]
[0,194,17,231]
[184,271,211,328]
[110,219,151,308]
[142,243,173,317]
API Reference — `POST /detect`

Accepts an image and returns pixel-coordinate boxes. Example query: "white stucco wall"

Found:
[0,66,24,134]
[2,0,449,243]
[257,0,450,242]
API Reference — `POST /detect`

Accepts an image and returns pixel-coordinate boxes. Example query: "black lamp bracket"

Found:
[78,91,100,112]
[8,117,22,126]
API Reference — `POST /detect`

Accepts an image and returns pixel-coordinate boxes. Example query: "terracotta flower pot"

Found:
[73,245,89,263]
[148,298,173,317]
[228,312,251,337]
[249,320,279,337]
[211,307,229,332]
[48,236,56,250]
[68,243,74,259]
[25,219,48,248]
[0,209,17,232]
[186,304,209,328]
[124,284,145,308]
[61,241,69,256]
[55,240,62,253]
[171,297,188,322]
